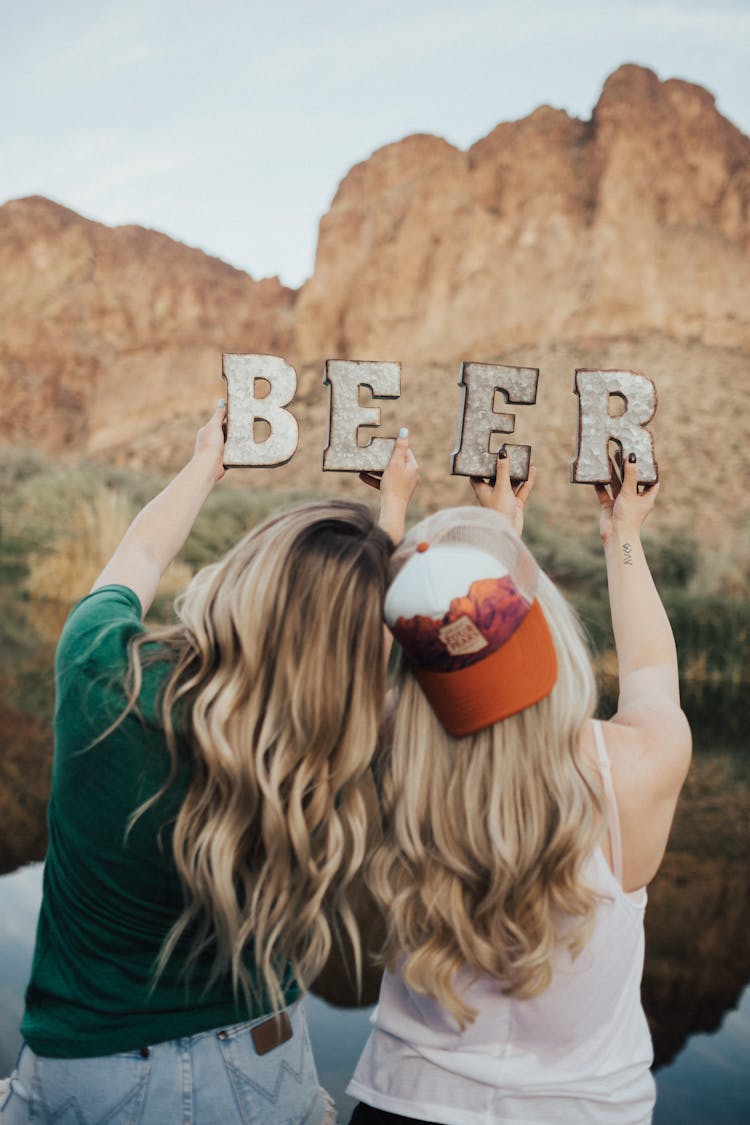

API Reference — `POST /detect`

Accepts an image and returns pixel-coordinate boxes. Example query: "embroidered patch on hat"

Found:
[439,615,488,656]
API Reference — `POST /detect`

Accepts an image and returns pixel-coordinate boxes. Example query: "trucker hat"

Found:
[385,507,558,737]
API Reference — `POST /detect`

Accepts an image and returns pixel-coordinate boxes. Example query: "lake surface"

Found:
[1,746,748,1122]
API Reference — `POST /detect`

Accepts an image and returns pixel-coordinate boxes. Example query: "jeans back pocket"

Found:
[31,1047,151,1124]
[216,1007,325,1124]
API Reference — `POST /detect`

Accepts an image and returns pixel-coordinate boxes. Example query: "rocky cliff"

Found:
[1,64,749,535]
[0,197,297,456]
[297,64,750,361]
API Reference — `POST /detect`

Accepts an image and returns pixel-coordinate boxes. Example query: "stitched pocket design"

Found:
[216,1011,324,1124]
[33,1050,151,1124]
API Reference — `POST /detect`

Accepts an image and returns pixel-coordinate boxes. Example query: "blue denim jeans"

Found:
[0,1002,336,1124]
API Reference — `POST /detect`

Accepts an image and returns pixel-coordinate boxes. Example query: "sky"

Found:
[1,0,749,287]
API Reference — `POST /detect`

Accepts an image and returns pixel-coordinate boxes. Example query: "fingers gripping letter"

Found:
[222,354,299,467]
[322,360,401,472]
[571,370,658,484]
[451,363,539,483]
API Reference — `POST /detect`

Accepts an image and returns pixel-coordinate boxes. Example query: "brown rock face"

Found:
[296,64,750,362]
[1,64,749,537]
[0,196,297,460]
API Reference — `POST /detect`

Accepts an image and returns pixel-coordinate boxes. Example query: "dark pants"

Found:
[349,1104,439,1125]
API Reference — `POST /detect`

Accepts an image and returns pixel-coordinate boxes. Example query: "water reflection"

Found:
[641,751,750,1069]
[653,987,750,1124]
[0,865,43,1073]
[1,864,749,1123]
[1,743,749,1120]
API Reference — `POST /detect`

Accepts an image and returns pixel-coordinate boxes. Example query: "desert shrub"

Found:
[665,592,749,685]
[1,449,747,743]
[182,483,325,570]
[691,525,750,598]
[25,488,134,602]
[642,529,699,589]
[0,450,326,607]
[523,509,603,586]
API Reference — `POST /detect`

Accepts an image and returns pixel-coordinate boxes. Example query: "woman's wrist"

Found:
[189,446,224,488]
[379,496,409,543]
[603,522,643,549]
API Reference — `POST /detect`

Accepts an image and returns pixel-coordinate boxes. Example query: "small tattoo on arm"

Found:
[623,542,633,566]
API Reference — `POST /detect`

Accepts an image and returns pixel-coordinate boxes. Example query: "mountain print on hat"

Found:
[392,575,530,673]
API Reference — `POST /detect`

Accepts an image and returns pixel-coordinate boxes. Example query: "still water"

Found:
[1,746,749,1123]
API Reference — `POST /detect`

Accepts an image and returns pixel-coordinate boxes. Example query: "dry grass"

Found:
[23,487,193,641]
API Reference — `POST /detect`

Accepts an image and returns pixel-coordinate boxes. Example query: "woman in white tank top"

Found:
[348,452,691,1125]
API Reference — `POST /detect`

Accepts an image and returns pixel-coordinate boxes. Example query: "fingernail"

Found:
[628,452,636,463]
[399,426,409,439]
[217,397,226,408]
[498,448,508,460]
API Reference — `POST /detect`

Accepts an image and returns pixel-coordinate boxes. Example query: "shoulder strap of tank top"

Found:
[592,720,623,886]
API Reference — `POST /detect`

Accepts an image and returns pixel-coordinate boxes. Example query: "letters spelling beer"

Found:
[221,354,658,486]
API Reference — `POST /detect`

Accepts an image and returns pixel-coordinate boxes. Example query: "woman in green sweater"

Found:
[2,402,418,1124]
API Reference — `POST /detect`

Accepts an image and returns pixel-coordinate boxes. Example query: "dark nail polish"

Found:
[628,452,637,463]
[498,448,508,460]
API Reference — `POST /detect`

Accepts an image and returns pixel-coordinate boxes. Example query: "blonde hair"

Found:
[125,500,393,1011]
[370,564,604,1028]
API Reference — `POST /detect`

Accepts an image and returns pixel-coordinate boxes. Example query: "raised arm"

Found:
[596,453,691,888]
[359,427,420,545]
[471,447,536,537]
[359,429,419,671]
[91,402,227,615]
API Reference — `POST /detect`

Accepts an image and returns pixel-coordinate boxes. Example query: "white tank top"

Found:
[348,722,655,1124]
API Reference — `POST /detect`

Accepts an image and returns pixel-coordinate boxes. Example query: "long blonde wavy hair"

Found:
[123,500,393,1012]
[370,538,604,1029]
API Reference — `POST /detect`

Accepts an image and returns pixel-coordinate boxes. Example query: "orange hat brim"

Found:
[412,599,558,737]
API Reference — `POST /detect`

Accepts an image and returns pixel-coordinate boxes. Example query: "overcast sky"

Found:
[2,0,748,287]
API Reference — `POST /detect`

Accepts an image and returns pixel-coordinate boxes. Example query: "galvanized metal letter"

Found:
[222,353,299,467]
[322,360,401,472]
[451,362,539,483]
[571,369,658,483]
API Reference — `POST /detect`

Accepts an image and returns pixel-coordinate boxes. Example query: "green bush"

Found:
[1,449,747,743]
[523,510,604,587]
[182,484,325,570]
[644,529,700,589]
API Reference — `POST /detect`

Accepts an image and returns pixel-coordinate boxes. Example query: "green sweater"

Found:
[21,585,299,1058]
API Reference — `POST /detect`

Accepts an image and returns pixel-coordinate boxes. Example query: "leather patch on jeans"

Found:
[251,1011,293,1055]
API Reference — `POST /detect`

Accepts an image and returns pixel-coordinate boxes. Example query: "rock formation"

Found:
[0,197,297,457]
[1,64,748,537]
[296,63,750,361]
